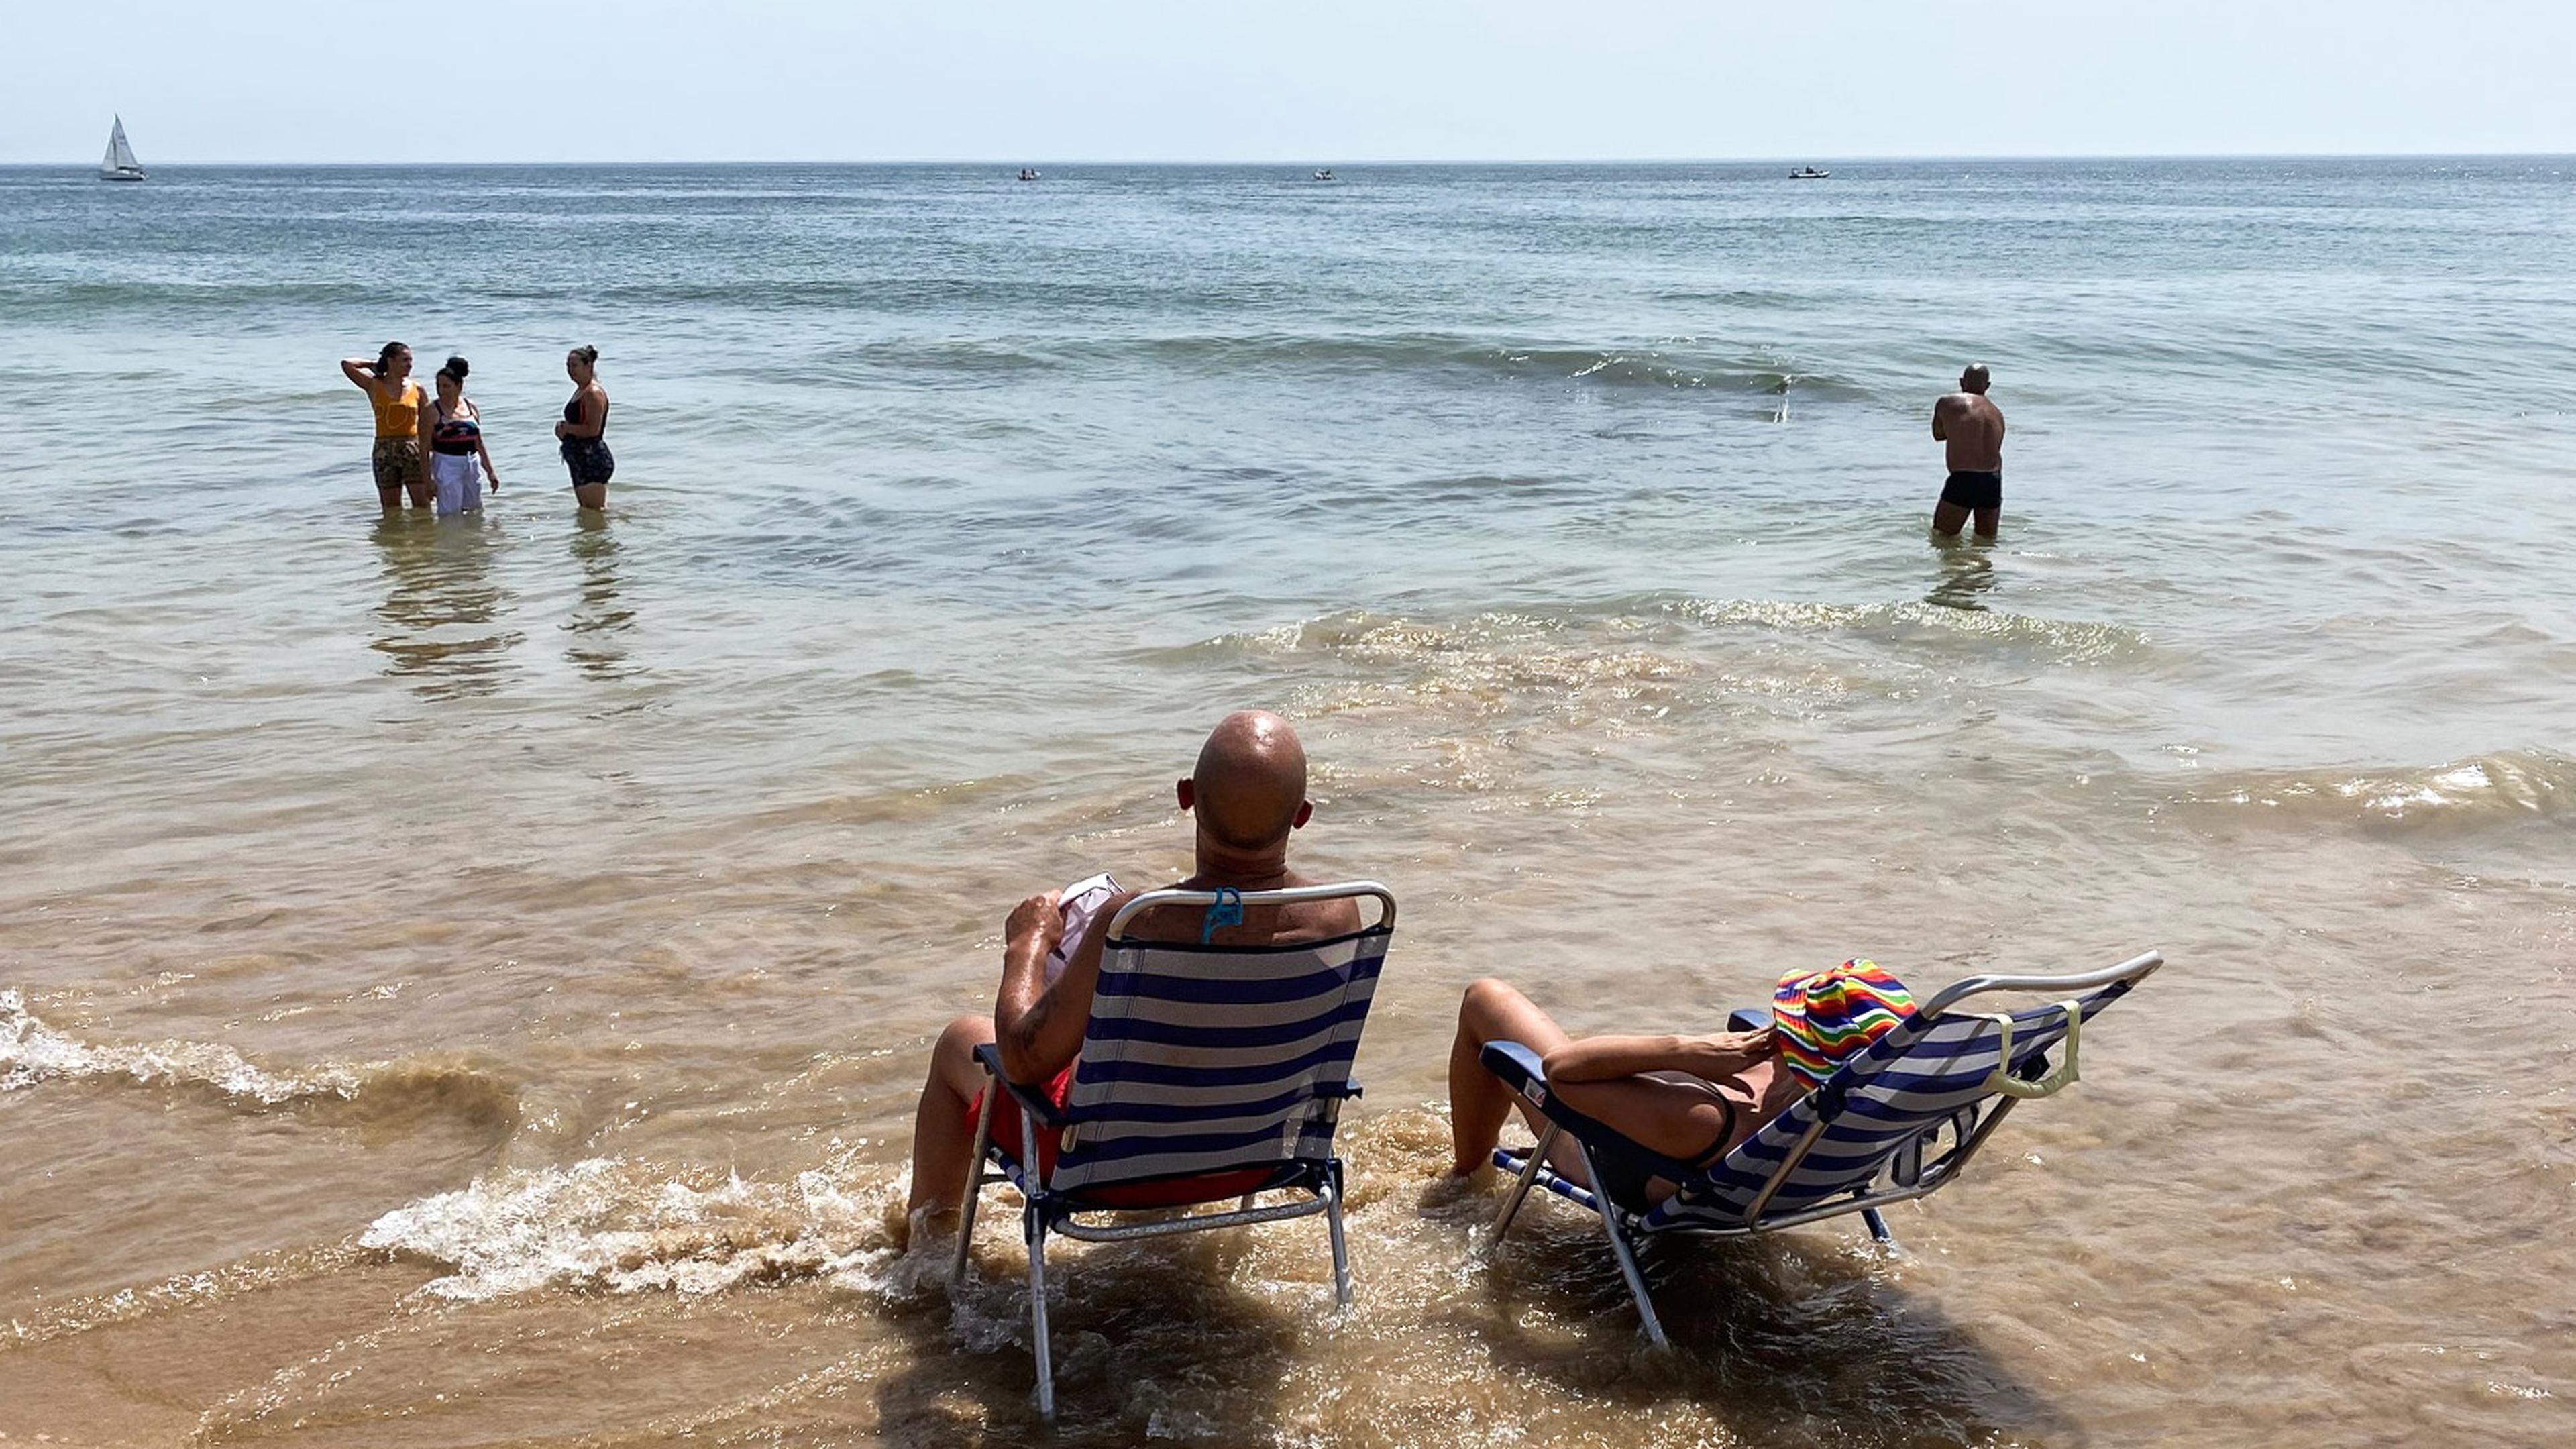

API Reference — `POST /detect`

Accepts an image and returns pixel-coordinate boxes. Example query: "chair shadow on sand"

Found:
[867,1224,1307,1446]
[861,1188,2068,1448]
[1440,1187,2076,1449]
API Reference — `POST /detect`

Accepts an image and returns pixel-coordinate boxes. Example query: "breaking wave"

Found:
[358,1157,898,1301]
[0,989,519,1132]
[2169,751,2576,837]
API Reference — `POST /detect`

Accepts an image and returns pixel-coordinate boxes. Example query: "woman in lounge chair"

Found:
[1442,961,1913,1205]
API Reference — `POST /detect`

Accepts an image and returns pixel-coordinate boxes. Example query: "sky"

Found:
[6,0,2574,164]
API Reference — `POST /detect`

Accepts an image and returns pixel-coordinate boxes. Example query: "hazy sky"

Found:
[7,0,2573,164]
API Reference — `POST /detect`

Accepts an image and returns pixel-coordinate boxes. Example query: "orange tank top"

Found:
[371,381,423,439]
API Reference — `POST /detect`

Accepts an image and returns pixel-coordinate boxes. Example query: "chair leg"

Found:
[950,1083,996,1289]
[1025,1201,1055,1421]
[1322,1169,1353,1309]
[1568,1138,1668,1350]
[1862,1207,1898,1250]
[1485,1120,1558,1250]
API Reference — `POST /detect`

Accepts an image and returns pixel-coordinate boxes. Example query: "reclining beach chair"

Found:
[1479,951,2161,1346]
[950,881,1397,1419]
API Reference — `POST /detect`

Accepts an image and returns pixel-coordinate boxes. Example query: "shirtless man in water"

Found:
[902,710,1360,1241]
[1931,363,2007,539]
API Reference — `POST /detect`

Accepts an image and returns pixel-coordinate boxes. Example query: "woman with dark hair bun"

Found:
[554,345,614,510]
[339,341,433,508]
[428,355,501,516]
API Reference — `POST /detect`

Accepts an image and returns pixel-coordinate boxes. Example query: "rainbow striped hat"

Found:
[1772,959,1918,1090]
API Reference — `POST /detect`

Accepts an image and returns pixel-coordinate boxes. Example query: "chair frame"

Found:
[1483,951,2163,1348]
[948,881,1396,1419]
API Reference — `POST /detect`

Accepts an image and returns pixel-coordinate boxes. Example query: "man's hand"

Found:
[1005,889,1065,958]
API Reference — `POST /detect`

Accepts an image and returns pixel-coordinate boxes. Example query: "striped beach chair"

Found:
[949,881,1397,1418]
[1480,951,2161,1346]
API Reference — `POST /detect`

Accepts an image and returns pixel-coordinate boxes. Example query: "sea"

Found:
[2,158,2572,1447]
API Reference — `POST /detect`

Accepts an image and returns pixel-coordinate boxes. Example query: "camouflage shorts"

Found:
[372,437,425,494]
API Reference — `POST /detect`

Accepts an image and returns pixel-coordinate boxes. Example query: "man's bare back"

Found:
[1931,363,2006,538]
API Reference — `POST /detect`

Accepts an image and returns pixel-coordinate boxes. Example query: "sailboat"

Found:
[100,115,146,182]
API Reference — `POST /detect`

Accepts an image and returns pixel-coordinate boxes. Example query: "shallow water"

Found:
[3,159,2573,1446]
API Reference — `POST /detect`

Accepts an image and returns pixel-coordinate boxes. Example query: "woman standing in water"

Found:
[554,345,614,510]
[428,356,501,516]
[339,341,433,508]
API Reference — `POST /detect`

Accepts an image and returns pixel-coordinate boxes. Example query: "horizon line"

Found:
[5,149,2573,169]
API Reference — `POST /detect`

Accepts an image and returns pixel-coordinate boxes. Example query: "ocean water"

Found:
[2,159,2573,1446]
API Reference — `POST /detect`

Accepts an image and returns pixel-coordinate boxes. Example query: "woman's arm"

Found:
[416,392,436,458]
[340,358,380,392]
[1542,1028,1774,1085]
[477,431,500,490]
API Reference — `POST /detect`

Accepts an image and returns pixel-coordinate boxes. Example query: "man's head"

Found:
[1177,710,1312,857]
[1960,363,1991,394]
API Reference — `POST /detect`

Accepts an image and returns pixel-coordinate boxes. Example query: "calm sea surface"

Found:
[3,160,2573,1446]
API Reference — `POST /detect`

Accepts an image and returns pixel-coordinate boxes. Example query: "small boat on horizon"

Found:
[100,115,146,182]
[1789,166,1831,180]
[1313,169,1335,182]
[1016,168,1040,182]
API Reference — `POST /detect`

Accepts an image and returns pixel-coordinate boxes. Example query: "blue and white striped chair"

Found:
[950,881,1397,1418]
[1480,951,2161,1346]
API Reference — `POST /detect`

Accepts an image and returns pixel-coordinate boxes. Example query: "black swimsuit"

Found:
[560,395,614,486]
[1584,1083,1742,1214]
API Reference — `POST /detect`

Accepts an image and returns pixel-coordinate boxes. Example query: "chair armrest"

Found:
[1316,1080,1364,1099]
[1480,1038,1707,1189]
[1727,1007,1768,1034]
[1479,1040,1548,1095]
[971,1042,1069,1128]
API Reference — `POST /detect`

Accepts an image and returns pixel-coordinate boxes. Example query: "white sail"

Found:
[101,116,143,178]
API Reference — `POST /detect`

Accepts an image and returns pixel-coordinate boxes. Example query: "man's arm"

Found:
[1931,395,1953,441]
[1542,1028,1775,1085]
[994,888,1134,1082]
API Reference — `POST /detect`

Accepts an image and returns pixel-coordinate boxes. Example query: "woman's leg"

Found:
[1446,978,1575,1176]
[372,443,403,511]
[574,482,608,511]
[1447,979,1742,1196]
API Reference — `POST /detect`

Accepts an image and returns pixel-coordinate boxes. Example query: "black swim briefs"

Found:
[1940,470,2002,511]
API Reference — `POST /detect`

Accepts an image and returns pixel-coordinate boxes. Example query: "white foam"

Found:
[359,1157,897,1303]
[0,989,360,1104]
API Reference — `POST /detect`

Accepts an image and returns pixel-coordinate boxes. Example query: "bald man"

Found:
[902,710,1361,1236]
[1931,363,2007,539]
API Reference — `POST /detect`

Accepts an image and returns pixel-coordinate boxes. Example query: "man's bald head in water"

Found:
[1960,362,1991,394]
[1178,710,1313,855]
